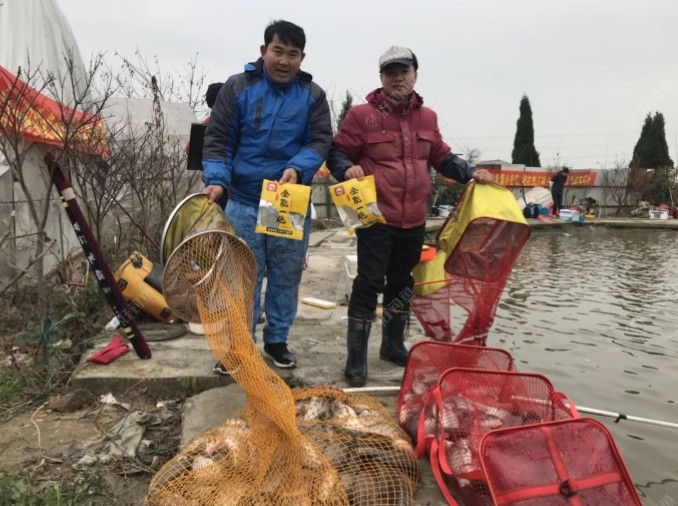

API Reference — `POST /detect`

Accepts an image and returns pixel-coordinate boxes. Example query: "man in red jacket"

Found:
[328,46,492,386]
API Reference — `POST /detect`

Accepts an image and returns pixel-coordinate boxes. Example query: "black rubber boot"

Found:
[345,318,371,387]
[380,310,409,366]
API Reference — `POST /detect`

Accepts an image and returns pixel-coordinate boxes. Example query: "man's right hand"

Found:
[345,165,365,180]
[202,185,224,203]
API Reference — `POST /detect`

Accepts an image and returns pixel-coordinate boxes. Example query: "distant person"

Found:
[202,20,332,373]
[550,167,570,216]
[186,82,223,153]
[327,45,493,387]
[204,82,223,116]
[187,82,229,207]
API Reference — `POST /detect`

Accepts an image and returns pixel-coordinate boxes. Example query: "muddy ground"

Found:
[0,383,182,505]
[0,220,354,505]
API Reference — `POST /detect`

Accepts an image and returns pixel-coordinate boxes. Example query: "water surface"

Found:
[493,227,678,505]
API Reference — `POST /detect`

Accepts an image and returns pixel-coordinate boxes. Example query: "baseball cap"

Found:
[379,46,418,72]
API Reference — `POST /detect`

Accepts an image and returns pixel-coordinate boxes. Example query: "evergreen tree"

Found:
[630,112,674,169]
[336,91,353,130]
[646,112,673,168]
[630,113,654,169]
[511,94,541,167]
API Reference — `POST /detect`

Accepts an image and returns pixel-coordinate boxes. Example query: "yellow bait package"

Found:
[329,175,385,235]
[256,180,310,240]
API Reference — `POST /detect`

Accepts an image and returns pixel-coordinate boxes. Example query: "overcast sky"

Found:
[56,0,678,169]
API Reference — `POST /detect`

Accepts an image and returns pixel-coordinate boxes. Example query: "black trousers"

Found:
[348,223,425,320]
[552,191,564,214]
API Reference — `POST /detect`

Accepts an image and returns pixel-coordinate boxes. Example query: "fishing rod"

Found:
[45,153,152,359]
[575,405,678,430]
[343,386,678,430]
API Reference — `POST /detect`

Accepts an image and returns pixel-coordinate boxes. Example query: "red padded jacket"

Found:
[328,88,472,229]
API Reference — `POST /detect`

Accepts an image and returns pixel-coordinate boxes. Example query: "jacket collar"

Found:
[366,88,423,114]
[243,58,313,82]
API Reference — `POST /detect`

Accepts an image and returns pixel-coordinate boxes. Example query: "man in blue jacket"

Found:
[202,20,332,371]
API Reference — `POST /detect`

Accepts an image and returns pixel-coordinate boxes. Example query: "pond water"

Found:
[494,227,678,506]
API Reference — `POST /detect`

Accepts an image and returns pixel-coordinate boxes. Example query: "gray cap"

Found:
[379,46,418,72]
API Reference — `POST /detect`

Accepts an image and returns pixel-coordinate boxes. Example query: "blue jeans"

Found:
[225,199,310,344]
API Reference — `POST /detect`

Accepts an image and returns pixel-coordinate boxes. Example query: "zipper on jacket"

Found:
[254,98,263,129]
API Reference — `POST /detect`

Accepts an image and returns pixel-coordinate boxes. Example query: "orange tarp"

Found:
[0,65,107,154]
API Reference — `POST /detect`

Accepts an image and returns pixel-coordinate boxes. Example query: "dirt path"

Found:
[0,389,183,505]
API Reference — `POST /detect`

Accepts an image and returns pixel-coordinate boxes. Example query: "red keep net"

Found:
[444,219,529,281]
[411,218,531,345]
[410,272,506,345]
[480,418,642,506]
[396,342,515,456]
[430,368,576,506]
[410,278,455,341]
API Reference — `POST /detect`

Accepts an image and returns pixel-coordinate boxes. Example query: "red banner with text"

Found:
[488,169,596,187]
[0,65,107,154]
[438,169,596,187]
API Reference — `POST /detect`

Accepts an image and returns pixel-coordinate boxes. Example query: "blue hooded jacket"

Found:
[202,59,332,207]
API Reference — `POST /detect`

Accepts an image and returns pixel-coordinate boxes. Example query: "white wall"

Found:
[0,143,81,283]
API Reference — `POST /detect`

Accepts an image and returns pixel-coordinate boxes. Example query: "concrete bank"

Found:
[71,217,675,504]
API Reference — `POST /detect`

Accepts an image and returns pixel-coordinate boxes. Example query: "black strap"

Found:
[559,480,577,498]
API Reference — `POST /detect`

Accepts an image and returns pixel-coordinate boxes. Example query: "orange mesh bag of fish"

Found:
[148,205,420,505]
[395,342,515,458]
[427,368,577,506]
[411,182,531,345]
[479,418,642,505]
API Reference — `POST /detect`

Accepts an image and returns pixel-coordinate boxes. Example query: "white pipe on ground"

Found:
[341,386,678,430]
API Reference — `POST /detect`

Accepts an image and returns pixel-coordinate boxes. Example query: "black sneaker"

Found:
[213,362,230,376]
[263,343,297,369]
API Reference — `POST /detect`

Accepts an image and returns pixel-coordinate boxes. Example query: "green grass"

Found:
[0,281,108,424]
[0,370,26,404]
[0,474,96,506]
[0,368,48,423]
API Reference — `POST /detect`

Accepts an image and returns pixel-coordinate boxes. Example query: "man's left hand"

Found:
[279,168,299,184]
[472,168,493,183]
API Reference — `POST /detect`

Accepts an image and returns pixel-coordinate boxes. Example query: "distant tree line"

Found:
[510,94,675,207]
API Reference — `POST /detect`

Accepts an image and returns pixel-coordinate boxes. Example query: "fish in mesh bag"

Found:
[427,368,577,506]
[146,388,422,505]
[395,341,515,457]
[149,224,420,505]
[294,387,421,505]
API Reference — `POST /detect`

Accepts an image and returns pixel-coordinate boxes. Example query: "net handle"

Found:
[414,401,430,458]
[431,385,455,477]
[429,438,462,506]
